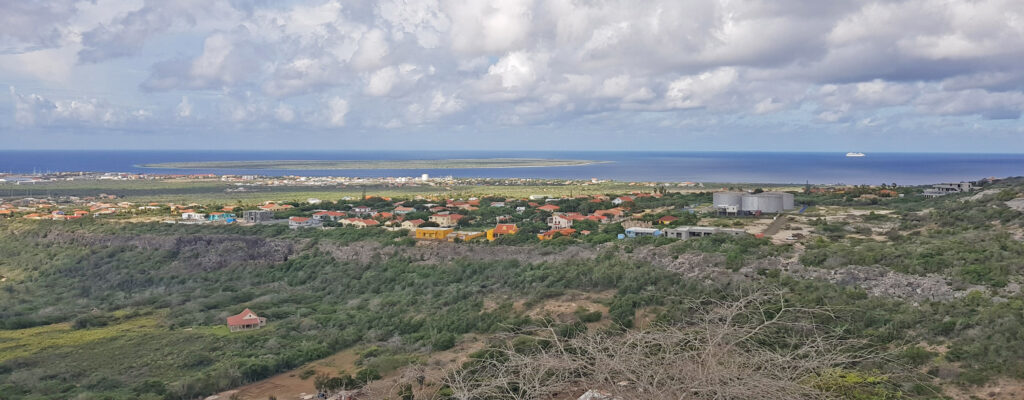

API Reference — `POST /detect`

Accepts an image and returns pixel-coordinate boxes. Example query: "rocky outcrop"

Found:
[40,232,295,272]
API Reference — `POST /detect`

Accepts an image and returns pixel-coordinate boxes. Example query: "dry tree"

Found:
[440,289,895,400]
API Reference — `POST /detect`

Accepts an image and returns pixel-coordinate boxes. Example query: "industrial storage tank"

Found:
[741,193,784,213]
[713,192,744,208]
[780,192,795,210]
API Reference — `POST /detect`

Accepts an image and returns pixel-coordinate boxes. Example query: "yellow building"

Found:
[486,224,519,241]
[415,227,454,240]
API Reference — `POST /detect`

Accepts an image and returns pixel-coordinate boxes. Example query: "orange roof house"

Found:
[487,223,519,241]
[658,215,679,224]
[226,308,267,332]
[537,204,560,212]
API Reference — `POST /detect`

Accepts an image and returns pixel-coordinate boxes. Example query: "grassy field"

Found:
[0,180,646,203]
[0,316,161,363]
[0,180,807,204]
[139,158,606,169]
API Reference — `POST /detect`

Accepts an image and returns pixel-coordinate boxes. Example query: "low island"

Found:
[139,158,606,170]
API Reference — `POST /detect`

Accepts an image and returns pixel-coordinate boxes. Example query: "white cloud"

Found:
[9,86,148,126]
[325,96,349,127]
[176,96,192,118]
[4,0,1024,148]
[274,103,296,122]
[664,68,738,109]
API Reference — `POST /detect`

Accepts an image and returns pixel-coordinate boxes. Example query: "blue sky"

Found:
[1,0,1023,152]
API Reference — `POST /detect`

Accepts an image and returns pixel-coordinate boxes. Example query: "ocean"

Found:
[0,150,1022,185]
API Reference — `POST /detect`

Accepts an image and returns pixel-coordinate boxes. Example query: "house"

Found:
[289,216,322,229]
[415,227,454,240]
[623,227,662,238]
[401,219,425,229]
[489,201,506,207]
[312,211,346,222]
[259,203,293,211]
[448,201,473,210]
[243,210,274,223]
[429,213,464,227]
[657,215,679,224]
[538,228,576,240]
[547,213,586,229]
[181,212,206,220]
[447,231,485,242]
[923,182,975,197]
[537,204,560,212]
[662,226,745,240]
[208,212,236,222]
[0,209,12,218]
[486,224,519,241]
[349,219,380,228]
[226,308,267,332]
[612,196,634,205]
[350,205,375,216]
[393,206,416,214]
[594,208,625,219]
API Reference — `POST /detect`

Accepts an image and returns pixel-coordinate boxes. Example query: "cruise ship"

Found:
[846,152,865,157]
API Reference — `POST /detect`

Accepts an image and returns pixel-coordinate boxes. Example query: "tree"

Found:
[443,290,891,400]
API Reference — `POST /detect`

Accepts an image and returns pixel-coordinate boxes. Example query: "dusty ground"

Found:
[208,349,361,400]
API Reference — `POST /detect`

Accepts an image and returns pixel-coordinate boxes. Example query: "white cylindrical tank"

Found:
[713,191,743,208]
[780,192,795,210]
[741,195,759,213]
[752,193,784,213]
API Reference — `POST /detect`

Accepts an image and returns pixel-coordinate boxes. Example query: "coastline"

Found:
[137,158,612,170]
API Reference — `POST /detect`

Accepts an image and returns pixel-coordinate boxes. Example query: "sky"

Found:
[1,0,1023,152]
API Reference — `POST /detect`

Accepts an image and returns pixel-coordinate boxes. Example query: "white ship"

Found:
[846,152,865,157]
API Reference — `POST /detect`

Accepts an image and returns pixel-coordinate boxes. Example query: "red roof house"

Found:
[226,308,267,332]
[537,204,560,212]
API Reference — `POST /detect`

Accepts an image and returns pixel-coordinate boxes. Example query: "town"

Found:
[0,172,993,246]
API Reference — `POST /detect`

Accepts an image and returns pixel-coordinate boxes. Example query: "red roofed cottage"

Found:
[227,308,267,332]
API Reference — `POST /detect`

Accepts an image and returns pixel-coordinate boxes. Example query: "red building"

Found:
[226,308,267,332]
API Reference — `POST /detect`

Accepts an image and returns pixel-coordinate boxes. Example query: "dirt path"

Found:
[760,215,787,236]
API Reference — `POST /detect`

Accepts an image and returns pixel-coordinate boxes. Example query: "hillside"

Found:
[1,180,1024,399]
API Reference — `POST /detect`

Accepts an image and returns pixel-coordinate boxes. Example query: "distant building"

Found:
[662,226,746,240]
[208,212,236,223]
[181,212,206,220]
[923,182,975,197]
[243,210,274,223]
[401,219,425,229]
[312,211,346,222]
[612,196,633,205]
[415,227,454,240]
[447,231,485,242]
[429,213,464,227]
[289,216,322,229]
[487,224,519,241]
[624,227,661,238]
[393,206,416,214]
[712,191,795,215]
[350,205,375,216]
[537,204,560,212]
[226,308,266,332]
